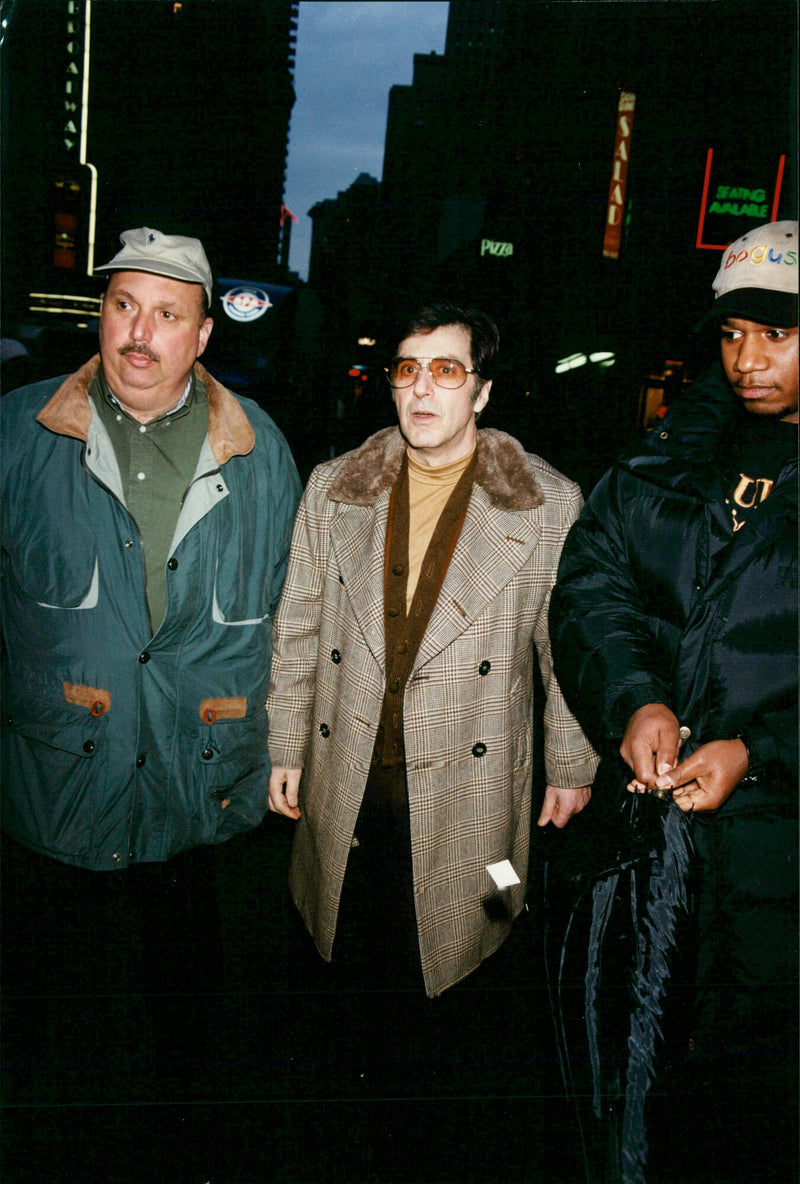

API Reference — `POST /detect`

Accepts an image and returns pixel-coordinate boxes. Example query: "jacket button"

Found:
[138,651,150,664]
[479,661,491,675]
[331,649,341,664]
[167,558,178,571]
[124,539,134,548]
[136,754,146,768]
[201,747,215,761]
[83,740,96,755]
[472,742,487,758]
[319,723,330,738]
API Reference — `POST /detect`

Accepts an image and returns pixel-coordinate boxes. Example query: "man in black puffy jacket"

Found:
[550,220,797,1182]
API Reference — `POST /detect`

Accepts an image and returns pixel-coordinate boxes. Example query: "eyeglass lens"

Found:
[389,358,468,388]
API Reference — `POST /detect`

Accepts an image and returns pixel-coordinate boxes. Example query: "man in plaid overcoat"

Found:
[268,302,597,998]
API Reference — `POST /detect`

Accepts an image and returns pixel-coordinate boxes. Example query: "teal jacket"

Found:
[1,357,302,869]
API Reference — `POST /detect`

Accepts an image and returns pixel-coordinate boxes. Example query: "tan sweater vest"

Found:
[373,450,477,769]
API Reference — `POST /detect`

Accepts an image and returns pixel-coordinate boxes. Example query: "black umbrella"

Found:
[544,759,697,1184]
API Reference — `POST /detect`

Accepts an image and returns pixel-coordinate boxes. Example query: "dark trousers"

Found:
[283,771,579,1184]
[1,832,226,1106]
[1,818,300,1096]
[1,820,305,1183]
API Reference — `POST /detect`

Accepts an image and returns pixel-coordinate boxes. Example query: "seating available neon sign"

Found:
[696,148,786,251]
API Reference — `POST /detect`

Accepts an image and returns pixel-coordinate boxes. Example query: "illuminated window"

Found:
[555,353,587,375]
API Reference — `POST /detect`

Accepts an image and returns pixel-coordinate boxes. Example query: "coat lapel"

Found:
[414,485,541,670]
[322,427,547,677]
[329,492,390,672]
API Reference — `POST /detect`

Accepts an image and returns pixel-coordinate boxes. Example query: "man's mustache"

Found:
[119,343,159,362]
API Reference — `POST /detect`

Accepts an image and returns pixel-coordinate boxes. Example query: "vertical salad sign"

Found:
[603,91,636,260]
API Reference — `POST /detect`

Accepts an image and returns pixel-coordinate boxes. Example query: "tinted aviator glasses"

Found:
[385,357,477,390]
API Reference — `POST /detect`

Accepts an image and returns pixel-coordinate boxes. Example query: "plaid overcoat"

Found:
[267,427,598,996]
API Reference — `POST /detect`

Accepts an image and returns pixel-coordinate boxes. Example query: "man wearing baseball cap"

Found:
[1,229,301,1085]
[549,221,797,1181]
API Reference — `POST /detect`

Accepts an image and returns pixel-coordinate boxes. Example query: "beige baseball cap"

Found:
[95,227,213,304]
[707,220,798,327]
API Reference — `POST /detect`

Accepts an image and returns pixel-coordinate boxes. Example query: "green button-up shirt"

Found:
[92,367,209,632]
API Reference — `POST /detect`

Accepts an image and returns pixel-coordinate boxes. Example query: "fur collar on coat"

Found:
[328,426,545,512]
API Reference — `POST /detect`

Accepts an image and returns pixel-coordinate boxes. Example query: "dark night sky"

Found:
[285,1,449,279]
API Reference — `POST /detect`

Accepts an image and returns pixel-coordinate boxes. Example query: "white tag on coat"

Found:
[486,860,520,889]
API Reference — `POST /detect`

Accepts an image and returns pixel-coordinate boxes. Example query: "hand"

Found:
[621,703,681,789]
[651,739,748,813]
[537,784,592,829]
[268,766,303,820]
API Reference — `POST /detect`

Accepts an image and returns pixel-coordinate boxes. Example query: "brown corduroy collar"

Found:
[36,356,255,464]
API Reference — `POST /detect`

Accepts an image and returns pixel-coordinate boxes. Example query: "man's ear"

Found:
[474,379,491,416]
[197,318,214,357]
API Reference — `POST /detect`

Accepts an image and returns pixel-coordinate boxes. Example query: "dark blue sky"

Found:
[285,1,449,280]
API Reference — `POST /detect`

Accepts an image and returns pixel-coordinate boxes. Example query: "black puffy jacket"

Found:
[550,362,798,815]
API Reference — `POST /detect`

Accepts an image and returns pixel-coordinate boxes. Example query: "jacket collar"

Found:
[328,426,545,511]
[621,360,798,495]
[638,360,740,465]
[36,356,255,463]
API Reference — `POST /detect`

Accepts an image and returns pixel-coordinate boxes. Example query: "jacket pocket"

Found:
[189,710,269,840]
[35,558,99,610]
[2,688,110,857]
[211,556,272,627]
[8,532,99,610]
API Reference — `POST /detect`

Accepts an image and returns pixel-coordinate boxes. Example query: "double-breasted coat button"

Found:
[331,649,341,664]
[138,651,150,664]
[167,558,178,571]
[201,747,214,761]
[136,754,146,768]
[472,742,487,758]
[83,740,96,755]
[319,723,330,738]
[479,661,491,675]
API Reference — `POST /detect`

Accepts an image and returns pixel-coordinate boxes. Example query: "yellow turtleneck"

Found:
[405,447,475,610]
